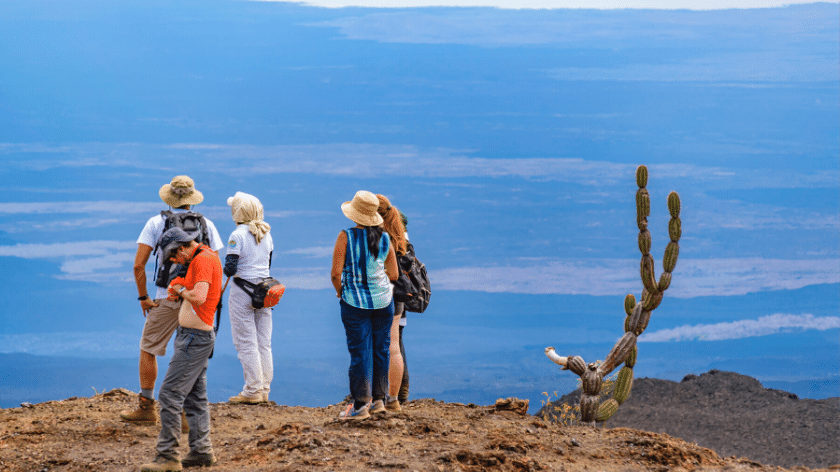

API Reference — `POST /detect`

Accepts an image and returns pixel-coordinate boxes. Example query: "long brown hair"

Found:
[376,194,408,256]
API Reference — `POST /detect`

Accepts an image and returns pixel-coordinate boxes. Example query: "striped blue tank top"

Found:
[341,228,393,309]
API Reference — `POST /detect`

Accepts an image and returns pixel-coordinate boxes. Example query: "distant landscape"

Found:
[0,0,837,412]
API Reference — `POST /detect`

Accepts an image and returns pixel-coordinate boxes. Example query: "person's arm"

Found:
[134,243,158,314]
[331,231,347,298]
[179,281,209,306]
[224,254,239,277]
[385,245,398,281]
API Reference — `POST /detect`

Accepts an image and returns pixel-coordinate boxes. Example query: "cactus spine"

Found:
[543,165,682,425]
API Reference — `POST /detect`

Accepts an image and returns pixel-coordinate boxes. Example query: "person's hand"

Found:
[140,298,158,316]
[167,284,184,301]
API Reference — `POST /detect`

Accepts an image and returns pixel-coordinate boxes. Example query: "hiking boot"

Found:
[181,410,189,435]
[385,399,402,412]
[181,450,216,468]
[228,392,264,404]
[339,403,370,421]
[398,380,409,404]
[369,399,386,414]
[120,395,157,425]
[140,454,182,472]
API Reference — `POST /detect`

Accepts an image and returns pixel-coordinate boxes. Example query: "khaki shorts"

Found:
[139,299,182,357]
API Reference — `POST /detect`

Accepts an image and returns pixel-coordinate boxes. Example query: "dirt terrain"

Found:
[1,381,838,472]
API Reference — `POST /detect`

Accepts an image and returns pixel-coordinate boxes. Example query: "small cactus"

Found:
[544,165,682,425]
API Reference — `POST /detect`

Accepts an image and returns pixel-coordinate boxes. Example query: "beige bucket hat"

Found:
[341,190,383,227]
[159,175,204,207]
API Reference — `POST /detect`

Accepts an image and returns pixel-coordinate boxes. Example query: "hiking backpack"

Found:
[392,242,431,313]
[154,210,211,288]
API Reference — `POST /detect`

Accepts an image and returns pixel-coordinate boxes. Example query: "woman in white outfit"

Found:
[225,192,274,404]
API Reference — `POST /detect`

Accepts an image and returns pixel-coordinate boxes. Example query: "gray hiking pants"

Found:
[156,327,215,459]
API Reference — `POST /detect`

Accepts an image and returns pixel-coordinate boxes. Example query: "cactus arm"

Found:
[599,332,638,376]
[544,347,569,367]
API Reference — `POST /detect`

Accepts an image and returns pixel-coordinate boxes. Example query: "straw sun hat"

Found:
[159,175,204,207]
[341,190,384,227]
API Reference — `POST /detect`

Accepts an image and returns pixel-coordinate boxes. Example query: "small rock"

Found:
[21,402,33,408]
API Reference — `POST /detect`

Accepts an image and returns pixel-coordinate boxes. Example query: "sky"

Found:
[0,0,837,410]
[262,0,826,10]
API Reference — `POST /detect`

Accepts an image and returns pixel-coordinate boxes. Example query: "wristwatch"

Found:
[178,286,186,294]
[138,295,149,301]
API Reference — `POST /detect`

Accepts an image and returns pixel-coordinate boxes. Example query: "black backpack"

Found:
[154,210,211,288]
[392,242,431,313]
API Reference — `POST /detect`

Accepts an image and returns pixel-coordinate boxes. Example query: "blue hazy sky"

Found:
[0,0,837,410]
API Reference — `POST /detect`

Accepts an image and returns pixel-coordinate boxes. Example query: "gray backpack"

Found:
[153,210,210,288]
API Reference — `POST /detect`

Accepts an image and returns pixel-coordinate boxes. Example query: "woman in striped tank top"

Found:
[331,191,399,420]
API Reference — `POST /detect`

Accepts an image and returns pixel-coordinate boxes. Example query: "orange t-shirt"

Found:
[181,245,222,326]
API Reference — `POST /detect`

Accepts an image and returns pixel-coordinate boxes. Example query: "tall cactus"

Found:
[545,165,682,425]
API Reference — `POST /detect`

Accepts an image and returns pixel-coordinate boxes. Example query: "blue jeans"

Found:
[340,299,394,404]
[156,327,215,459]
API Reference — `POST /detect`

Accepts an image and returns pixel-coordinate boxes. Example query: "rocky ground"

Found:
[539,370,840,470]
[1,371,838,472]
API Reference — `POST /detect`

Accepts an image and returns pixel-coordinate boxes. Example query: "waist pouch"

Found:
[234,277,285,309]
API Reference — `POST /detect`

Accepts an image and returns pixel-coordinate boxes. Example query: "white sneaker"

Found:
[369,399,386,414]
[228,392,264,404]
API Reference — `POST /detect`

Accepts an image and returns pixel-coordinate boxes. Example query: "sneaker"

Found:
[120,395,157,425]
[261,392,270,403]
[181,450,216,468]
[385,399,402,412]
[369,399,386,414]
[140,454,182,472]
[339,403,370,421]
[228,392,264,404]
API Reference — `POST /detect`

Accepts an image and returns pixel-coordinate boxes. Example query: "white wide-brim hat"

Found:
[159,175,204,207]
[341,190,384,227]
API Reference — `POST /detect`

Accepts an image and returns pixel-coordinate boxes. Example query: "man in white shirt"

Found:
[120,176,224,427]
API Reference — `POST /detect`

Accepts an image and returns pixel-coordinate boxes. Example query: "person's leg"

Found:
[229,284,262,399]
[154,328,212,461]
[254,306,273,400]
[387,302,404,401]
[181,330,215,456]
[340,300,373,408]
[398,323,409,403]
[371,300,394,403]
[123,299,180,423]
[139,350,157,392]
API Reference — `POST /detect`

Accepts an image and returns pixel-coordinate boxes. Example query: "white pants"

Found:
[229,281,274,397]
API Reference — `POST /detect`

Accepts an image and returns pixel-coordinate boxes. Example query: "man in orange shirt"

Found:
[140,227,222,472]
